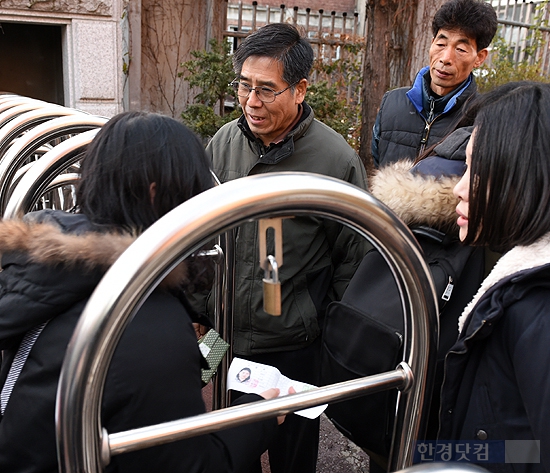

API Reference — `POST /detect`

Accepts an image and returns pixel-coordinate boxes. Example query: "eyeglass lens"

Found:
[233,83,276,103]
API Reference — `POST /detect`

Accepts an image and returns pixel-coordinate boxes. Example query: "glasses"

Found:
[230,80,298,103]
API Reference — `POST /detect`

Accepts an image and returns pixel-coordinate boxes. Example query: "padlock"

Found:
[263,255,281,316]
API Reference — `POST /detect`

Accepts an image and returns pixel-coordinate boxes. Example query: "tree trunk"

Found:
[410,0,447,81]
[358,0,445,174]
[136,0,226,118]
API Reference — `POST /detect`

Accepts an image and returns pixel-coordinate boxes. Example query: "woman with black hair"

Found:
[370,82,534,388]
[439,82,550,472]
[237,367,252,383]
[0,111,281,472]
[320,83,535,472]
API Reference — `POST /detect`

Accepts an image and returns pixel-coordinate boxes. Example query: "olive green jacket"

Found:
[206,103,368,356]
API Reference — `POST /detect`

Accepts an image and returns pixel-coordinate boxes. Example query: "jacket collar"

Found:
[458,232,550,332]
[406,66,475,117]
[237,102,315,165]
[0,211,189,289]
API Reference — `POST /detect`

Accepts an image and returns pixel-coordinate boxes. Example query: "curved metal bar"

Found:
[0,106,86,159]
[0,94,44,108]
[0,99,50,122]
[39,173,80,212]
[0,93,19,103]
[42,173,81,195]
[3,129,100,219]
[0,116,107,213]
[108,366,410,458]
[9,145,54,198]
[11,162,36,191]
[56,172,438,473]
[396,463,491,473]
[9,172,80,214]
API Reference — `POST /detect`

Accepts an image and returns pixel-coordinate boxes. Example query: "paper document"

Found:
[227,357,327,419]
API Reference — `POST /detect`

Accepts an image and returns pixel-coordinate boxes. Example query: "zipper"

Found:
[442,276,454,301]
[437,319,489,437]
[432,257,456,307]
[419,98,437,155]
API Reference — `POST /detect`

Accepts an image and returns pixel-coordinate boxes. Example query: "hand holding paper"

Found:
[227,357,327,419]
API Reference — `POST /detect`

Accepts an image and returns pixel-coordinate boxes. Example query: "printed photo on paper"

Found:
[227,357,327,419]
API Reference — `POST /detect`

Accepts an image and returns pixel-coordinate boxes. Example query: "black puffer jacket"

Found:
[320,129,483,458]
[370,126,481,348]
[372,66,477,167]
[438,234,550,473]
[0,210,276,473]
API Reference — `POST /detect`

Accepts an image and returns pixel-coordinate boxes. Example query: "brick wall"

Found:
[245,1,357,14]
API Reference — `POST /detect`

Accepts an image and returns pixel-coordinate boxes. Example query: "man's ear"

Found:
[295,78,308,104]
[474,48,489,68]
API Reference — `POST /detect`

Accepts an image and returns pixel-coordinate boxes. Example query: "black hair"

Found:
[464,82,550,252]
[237,367,252,382]
[432,0,498,51]
[232,23,314,86]
[77,111,214,233]
[415,81,537,164]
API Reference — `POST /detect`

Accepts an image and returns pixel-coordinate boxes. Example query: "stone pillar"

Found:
[0,0,124,117]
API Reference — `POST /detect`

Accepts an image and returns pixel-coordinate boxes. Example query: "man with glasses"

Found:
[206,23,367,473]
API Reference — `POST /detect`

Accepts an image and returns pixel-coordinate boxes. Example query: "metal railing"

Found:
[225,1,550,87]
[226,2,363,57]
[3,129,99,219]
[397,463,491,473]
[225,2,364,102]
[0,96,441,472]
[0,114,107,213]
[55,172,439,472]
[0,93,106,217]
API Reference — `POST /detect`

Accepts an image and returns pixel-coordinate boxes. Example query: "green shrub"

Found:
[181,104,241,142]
[477,36,550,92]
[477,3,550,92]
[307,80,360,150]
[309,42,364,151]
[180,38,239,140]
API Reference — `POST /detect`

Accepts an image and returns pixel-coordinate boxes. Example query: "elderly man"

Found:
[206,22,367,473]
[371,0,498,168]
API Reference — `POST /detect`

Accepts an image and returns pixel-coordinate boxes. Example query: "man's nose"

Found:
[440,47,454,64]
[246,89,263,107]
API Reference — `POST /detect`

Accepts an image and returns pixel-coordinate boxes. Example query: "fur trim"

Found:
[0,220,190,289]
[458,233,550,333]
[370,161,460,234]
[0,220,133,269]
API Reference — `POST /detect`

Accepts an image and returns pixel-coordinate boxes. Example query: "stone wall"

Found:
[0,0,112,16]
[0,0,124,116]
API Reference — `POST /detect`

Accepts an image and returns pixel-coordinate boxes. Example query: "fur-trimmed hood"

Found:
[0,210,190,288]
[369,160,460,235]
[0,210,191,342]
[0,218,135,272]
